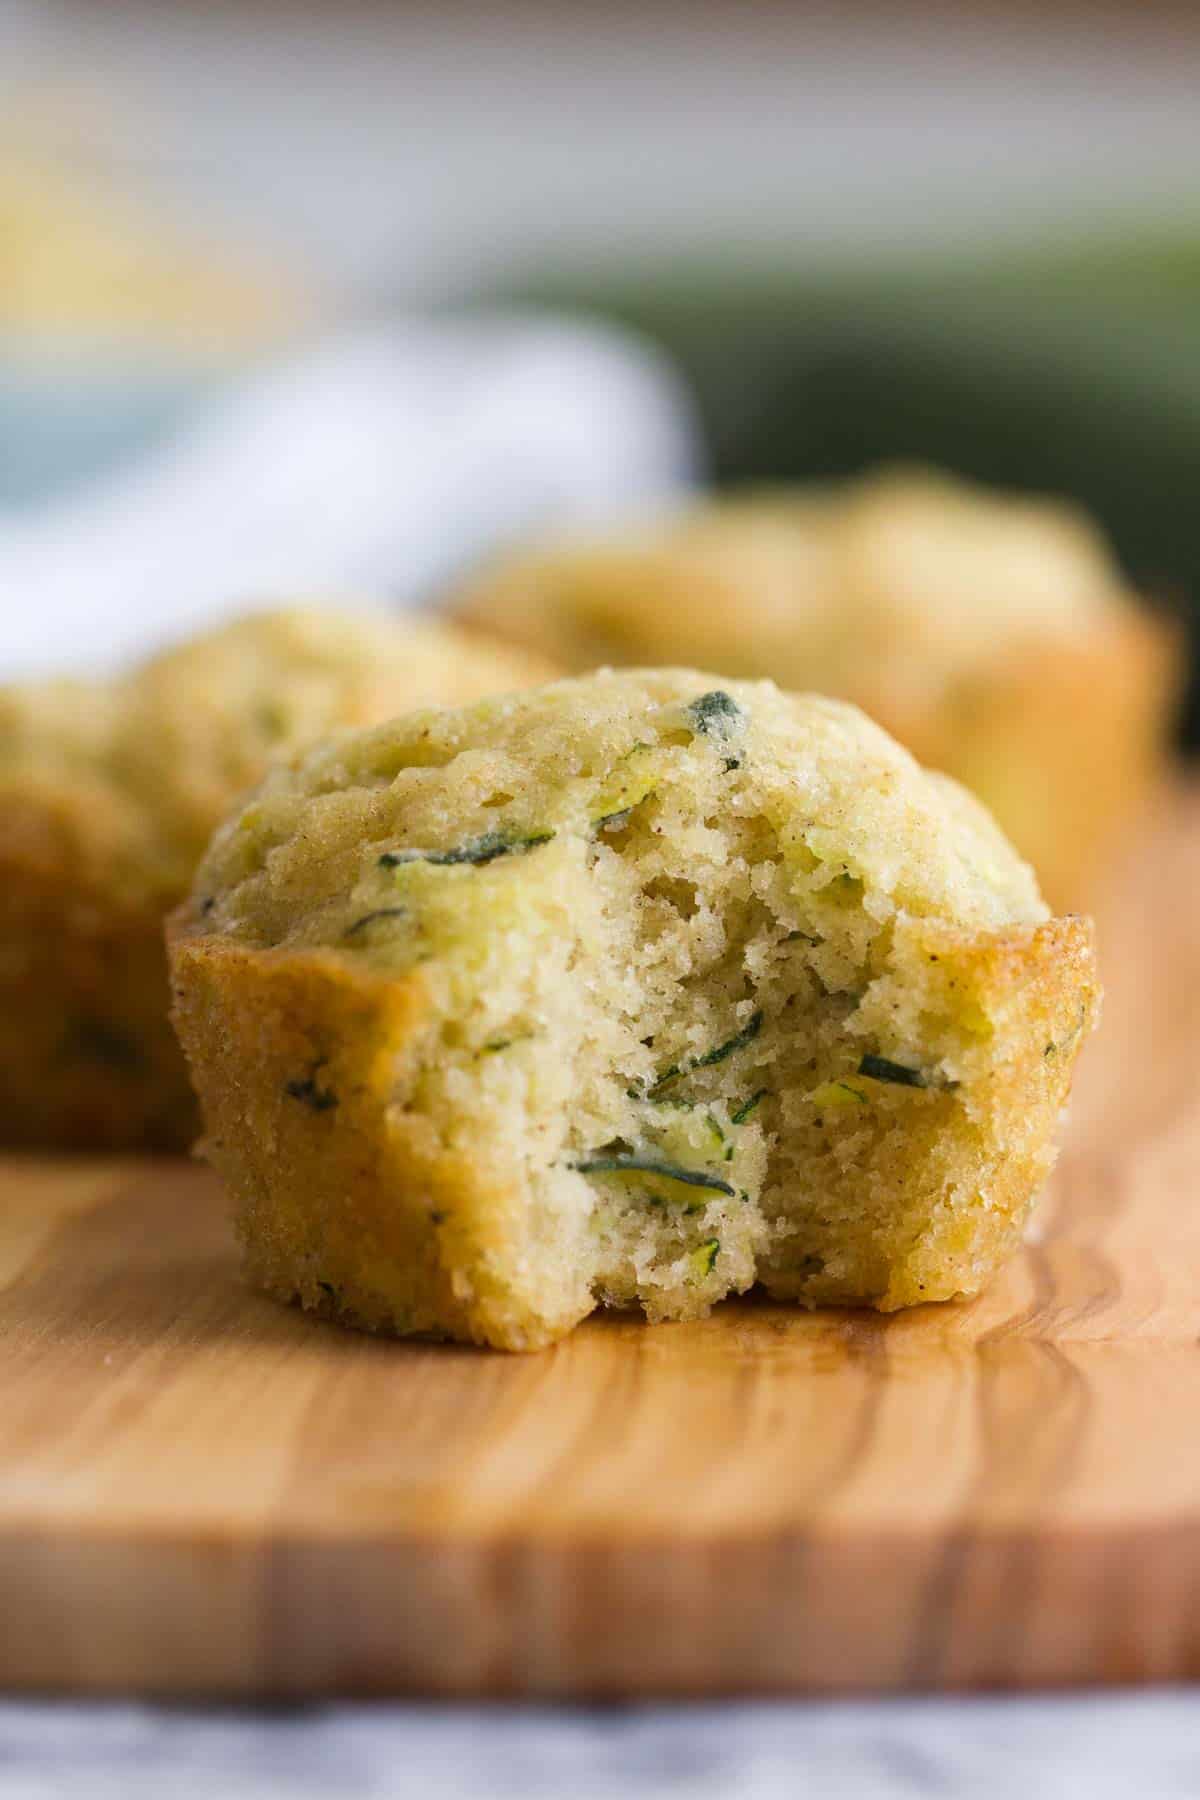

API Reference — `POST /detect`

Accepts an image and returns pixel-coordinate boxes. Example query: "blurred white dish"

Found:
[0,316,698,678]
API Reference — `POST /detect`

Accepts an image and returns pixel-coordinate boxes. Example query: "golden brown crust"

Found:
[168,922,576,1349]
[878,914,1098,1309]
[755,912,1099,1310]
[861,611,1181,911]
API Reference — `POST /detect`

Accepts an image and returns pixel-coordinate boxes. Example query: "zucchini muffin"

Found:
[452,468,1180,905]
[169,668,1098,1351]
[0,608,552,1150]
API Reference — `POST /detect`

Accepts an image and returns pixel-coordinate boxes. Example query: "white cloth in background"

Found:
[0,317,698,678]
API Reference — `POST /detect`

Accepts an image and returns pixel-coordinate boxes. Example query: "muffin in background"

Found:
[0,608,554,1151]
[452,468,1181,905]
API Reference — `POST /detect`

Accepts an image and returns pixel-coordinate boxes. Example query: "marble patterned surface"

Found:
[4,1695,1200,1800]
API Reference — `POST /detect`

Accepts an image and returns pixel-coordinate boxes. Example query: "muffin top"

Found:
[0,606,553,907]
[453,468,1133,702]
[191,665,1048,970]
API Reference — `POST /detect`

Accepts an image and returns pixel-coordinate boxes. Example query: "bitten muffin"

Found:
[0,608,552,1150]
[451,468,1180,905]
[169,668,1099,1351]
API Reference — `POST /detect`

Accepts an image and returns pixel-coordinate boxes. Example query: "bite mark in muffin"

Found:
[169,667,1099,1349]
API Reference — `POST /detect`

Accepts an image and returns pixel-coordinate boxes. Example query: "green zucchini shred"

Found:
[643,1009,764,1099]
[694,1010,763,1071]
[343,906,407,939]
[592,743,658,833]
[379,829,553,869]
[686,689,743,738]
[571,1151,736,1197]
[477,1030,536,1057]
[731,1087,767,1125]
[284,1065,338,1112]
[857,1054,926,1088]
[690,1237,720,1278]
[593,791,658,834]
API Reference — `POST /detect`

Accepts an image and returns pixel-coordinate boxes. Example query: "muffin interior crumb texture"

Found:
[177,668,1098,1349]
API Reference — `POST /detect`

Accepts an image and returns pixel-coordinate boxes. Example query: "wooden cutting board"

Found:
[3,790,1200,1700]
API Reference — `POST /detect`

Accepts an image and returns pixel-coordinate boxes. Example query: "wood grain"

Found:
[2,788,1200,1698]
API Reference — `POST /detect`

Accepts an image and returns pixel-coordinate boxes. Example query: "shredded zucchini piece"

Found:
[857,1053,927,1089]
[686,689,742,737]
[379,830,552,869]
[571,1152,736,1197]
[689,1237,721,1278]
[642,1010,764,1100]
[343,906,407,939]
[731,1087,767,1124]
[810,1079,868,1109]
